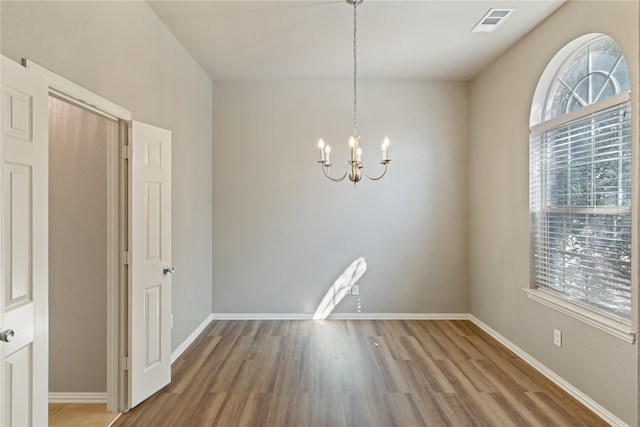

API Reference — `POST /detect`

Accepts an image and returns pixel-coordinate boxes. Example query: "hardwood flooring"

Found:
[113,320,607,426]
[49,403,120,427]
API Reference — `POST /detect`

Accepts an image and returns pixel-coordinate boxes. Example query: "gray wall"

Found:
[1,0,213,367]
[468,1,638,424]
[49,96,111,392]
[3,1,636,422]
[213,80,468,314]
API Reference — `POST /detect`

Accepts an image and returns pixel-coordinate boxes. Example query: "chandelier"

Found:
[317,0,390,185]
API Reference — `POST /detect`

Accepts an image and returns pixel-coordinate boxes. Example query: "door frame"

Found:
[25,60,132,412]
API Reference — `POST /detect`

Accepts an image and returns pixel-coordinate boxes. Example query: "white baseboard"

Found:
[171,314,214,363]
[327,312,469,320]
[469,315,628,427]
[210,312,470,320]
[49,392,106,403]
[211,313,310,320]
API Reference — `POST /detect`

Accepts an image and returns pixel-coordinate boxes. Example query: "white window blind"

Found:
[530,98,631,321]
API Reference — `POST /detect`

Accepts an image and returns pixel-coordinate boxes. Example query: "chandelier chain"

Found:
[353,0,358,135]
[316,0,390,185]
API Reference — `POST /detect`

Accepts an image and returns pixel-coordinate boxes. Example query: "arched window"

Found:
[529,35,631,321]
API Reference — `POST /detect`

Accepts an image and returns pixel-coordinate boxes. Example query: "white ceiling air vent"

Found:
[471,8,514,33]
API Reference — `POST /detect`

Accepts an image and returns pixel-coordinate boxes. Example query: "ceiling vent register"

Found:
[471,8,514,33]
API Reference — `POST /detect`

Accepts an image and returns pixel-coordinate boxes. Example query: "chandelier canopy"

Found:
[317,0,391,185]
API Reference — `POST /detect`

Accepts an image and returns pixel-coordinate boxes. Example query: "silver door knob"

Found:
[163,266,175,275]
[0,329,15,343]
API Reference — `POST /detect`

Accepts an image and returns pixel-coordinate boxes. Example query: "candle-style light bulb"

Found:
[325,145,331,164]
[382,137,390,161]
[318,139,326,162]
[357,147,362,162]
[349,136,356,161]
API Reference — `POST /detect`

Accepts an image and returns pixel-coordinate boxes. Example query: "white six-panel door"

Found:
[0,57,173,419]
[0,56,48,426]
[129,121,172,408]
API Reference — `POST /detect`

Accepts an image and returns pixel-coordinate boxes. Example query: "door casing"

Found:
[25,60,133,412]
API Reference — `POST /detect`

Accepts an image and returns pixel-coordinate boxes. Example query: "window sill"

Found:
[523,288,636,344]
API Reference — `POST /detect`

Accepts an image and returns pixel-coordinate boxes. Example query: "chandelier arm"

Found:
[321,162,350,182]
[361,161,391,181]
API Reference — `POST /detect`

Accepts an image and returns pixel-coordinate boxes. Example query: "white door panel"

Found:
[1,55,48,427]
[129,121,171,408]
[5,345,32,427]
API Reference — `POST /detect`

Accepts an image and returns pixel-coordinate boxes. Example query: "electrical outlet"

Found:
[553,329,562,347]
[351,284,359,296]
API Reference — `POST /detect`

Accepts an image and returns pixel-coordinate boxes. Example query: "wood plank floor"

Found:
[49,403,120,427]
[114,320,607,427]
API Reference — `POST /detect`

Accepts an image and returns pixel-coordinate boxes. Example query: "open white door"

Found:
[0,56,48,426]
[129,121,172,408]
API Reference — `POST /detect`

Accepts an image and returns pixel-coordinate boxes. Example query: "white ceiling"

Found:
[147,0,565,81]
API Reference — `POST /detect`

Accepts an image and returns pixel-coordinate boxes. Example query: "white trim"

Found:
[470,315,629,427]
[48,392,107,404]
[30,60,132,412]
[171,314,215,363]
[210,313,470,320]
[529,34,604,127]
[523,288,635,344]
[530,91,630,134]
[105,119,119,412]
[326,312,470,320]
[49,90,120,122]
[108,413,123,427]
[24,59,132,121]
[211,313,310,320]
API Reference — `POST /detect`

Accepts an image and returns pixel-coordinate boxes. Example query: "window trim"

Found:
[527,35,636,338]
[531,91,630,134]
[530,34,604,127]
[530,87,634,335]
[523,288,635,343]
[531,98,632,320]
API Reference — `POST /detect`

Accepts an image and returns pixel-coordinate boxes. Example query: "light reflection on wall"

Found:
[313,257,367,320]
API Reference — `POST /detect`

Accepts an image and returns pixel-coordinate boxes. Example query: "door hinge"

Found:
[121,251,132,265]
[120,145,131,159]
[121,356,131,371]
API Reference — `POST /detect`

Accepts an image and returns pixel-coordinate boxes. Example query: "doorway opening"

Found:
[26,58,134,414]
[26,58,173,416]
[47,95,117,409]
